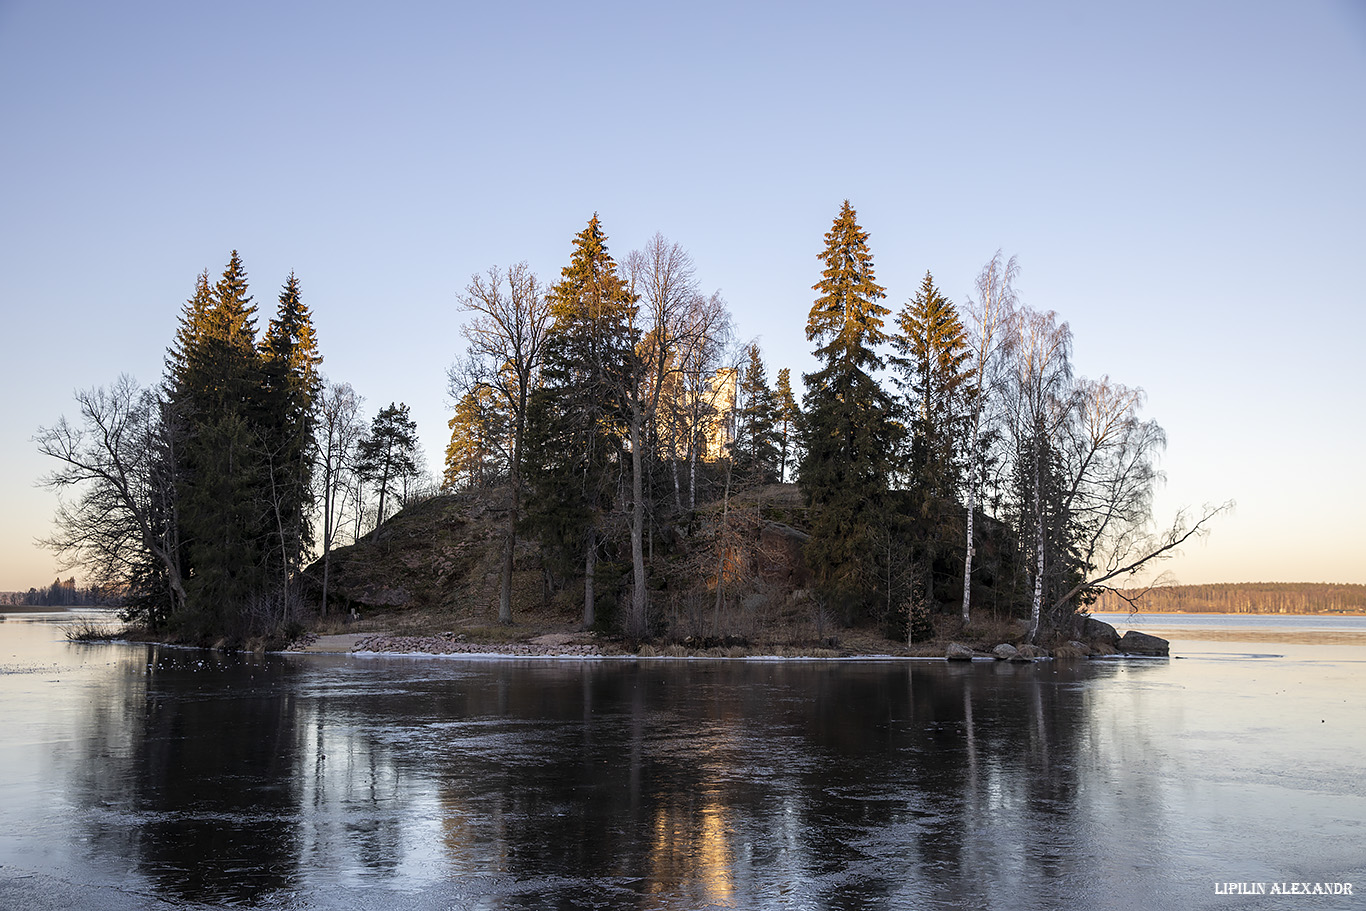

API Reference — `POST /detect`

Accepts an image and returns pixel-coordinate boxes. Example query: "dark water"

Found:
[1,613,1363,910]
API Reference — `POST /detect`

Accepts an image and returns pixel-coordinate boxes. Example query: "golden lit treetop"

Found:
[806,200,889,371]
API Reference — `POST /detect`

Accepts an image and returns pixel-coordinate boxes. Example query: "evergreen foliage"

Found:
[774,367,799,484]
[260,272,323,596]
[730,343,780,483]
[799,201,902,622]
[357,402,420,531]
[520,215,638,627]
[169,252,273,632]
[890,272,971,501]
[444,386,504,489]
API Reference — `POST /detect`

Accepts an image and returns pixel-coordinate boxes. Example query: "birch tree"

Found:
[960,252,1018,625]
[1004,307,1075,640]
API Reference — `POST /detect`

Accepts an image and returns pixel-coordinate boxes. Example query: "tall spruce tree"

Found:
[259,272,322,605]
[521,215,637,630]
[169,251,270,632]
[890,272,971,501]
[798,201,901,623]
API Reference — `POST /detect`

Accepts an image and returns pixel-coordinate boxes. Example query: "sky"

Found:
[1,0,1363,591]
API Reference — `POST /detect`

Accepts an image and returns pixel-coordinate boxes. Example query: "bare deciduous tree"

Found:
[449,262,551,624]
[36,375,187,625]
[316,380,364,614]
[1049,501,1233,617]
[620,235,732,638]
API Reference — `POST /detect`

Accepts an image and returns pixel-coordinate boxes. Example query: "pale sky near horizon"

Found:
[1,0,1363,592]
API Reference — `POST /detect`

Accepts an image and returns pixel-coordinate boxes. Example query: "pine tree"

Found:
[730,343,780,483]
[798,201,901,623]
[521,215,637,630]
[358,403,419,531]
[444,386,504,489]
[890,271,971,501]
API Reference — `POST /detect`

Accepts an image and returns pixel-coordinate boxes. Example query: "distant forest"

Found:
[0,577,117,607]
[1093,583,1366,615]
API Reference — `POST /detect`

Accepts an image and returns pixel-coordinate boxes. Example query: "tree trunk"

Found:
[1029,452,1044,642]
[961,416,981,625]
[583,527,596,630]
[499,421,523,625]
[629,417,647,638]
[688,439,697,511]
[321,551,331,618]
[671,427,682,511]
[712,461,732,638]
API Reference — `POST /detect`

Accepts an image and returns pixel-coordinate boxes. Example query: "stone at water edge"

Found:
[946,642,976,661]
[1082,617,1120,647]
[992,643,1019,661]
[1117,630,1170,656]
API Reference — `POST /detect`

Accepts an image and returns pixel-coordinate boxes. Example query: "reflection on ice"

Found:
[0,614,1362,909]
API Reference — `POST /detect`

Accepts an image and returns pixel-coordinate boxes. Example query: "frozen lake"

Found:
[1,611,1362,909]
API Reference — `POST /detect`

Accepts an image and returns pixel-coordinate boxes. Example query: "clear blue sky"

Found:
[2,0,1363,591]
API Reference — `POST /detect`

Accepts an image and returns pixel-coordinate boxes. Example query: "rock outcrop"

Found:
[1117,630,1170,656]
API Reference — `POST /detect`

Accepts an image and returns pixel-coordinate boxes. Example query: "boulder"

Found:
[992,643,1020,661]
[1082,617,1120,647]
[946,642,976,661]
[1117,630,1170,656]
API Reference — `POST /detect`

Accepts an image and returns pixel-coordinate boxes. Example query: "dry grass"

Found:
[63,615,123,642]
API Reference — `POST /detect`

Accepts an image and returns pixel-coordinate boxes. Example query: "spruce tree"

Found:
[259,272,323,604]
[169,252,270,633]
[520,215,637,630]
[890,271,971,501]
[798,201,901,623]
[730,343,780,483]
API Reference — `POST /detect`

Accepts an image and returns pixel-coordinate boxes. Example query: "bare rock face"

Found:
[352,585,411,607]
[946,642,976,661]
[758,522,811,587]
[992,643,1019,661]
[1117,630,1170,656]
